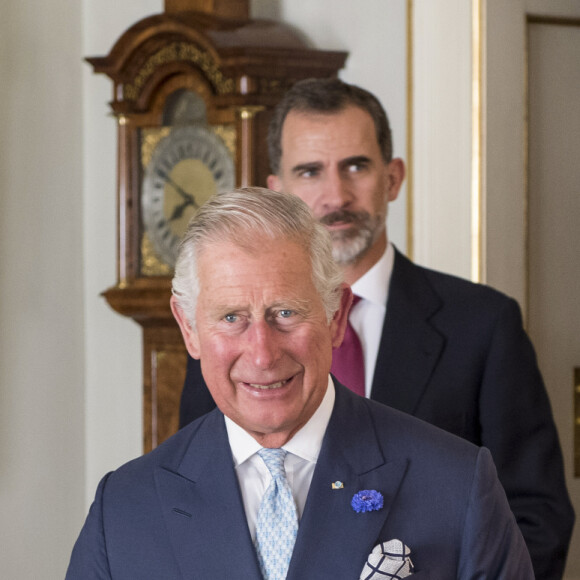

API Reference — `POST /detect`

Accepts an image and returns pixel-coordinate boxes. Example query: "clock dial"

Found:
[141,125,235,270]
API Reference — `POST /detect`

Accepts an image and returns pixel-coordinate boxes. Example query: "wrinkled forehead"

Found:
[281,107,381,155]
[195,236,316,299]
[196,227,308,259]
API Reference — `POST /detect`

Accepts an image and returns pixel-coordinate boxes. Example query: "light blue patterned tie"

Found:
[254,448,298,580]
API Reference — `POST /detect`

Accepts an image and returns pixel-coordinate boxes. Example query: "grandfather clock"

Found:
[87,0,347,451]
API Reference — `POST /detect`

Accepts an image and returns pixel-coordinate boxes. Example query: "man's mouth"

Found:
[247,379,289,390]
[320,210,358,227]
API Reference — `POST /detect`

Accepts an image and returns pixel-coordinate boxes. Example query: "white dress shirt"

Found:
[350,242,394,397]
[225,377,335,541]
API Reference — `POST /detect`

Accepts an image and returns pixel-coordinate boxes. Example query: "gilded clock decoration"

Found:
[124,42,234,102]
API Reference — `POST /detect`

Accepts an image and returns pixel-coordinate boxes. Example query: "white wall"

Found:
[0,0,84,577]
[411,0,474,280]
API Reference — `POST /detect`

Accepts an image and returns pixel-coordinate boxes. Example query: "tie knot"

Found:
[258,448,287,479]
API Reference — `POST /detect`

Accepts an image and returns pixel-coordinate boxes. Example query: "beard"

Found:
[319,209,384,265]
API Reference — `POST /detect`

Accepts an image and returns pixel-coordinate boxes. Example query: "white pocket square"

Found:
[360,539,414,579]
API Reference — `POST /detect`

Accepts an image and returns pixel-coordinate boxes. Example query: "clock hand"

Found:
[169,199,194,222]
[156,169,198,208]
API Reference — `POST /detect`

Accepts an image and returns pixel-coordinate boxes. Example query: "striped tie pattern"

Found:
[254,448,298,580]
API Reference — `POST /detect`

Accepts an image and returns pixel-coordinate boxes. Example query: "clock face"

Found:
[141,125,235,270]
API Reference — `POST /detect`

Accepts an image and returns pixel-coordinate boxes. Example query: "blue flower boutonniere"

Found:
[351,489,384,513]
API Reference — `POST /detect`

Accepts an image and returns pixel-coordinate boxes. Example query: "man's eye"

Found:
[279,309,293,318]
[297,167,319,178]
[224,313,238,323]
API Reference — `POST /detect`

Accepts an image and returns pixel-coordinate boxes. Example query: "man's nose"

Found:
[319,171,353,211]
[245,320,281,369]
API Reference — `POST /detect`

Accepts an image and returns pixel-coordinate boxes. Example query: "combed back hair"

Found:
[268,77,393,175]
[172,187,344,327]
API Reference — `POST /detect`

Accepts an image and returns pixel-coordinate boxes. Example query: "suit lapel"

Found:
[154,411,262,579]
[371,248,444,414]
[287,384,408,580]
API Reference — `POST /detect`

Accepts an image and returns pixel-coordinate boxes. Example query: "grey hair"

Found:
[172,187,344,327]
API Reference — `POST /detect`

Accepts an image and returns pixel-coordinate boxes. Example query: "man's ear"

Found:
[330,284,353,349]
[170,295,201,359]
[267,174,282,192]
[386,158,406,202]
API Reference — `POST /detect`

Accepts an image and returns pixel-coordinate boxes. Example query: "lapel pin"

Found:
[331,481,344,489]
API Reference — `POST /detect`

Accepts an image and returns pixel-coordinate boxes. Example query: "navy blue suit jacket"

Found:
[179,248,574,578]
[67,383,533,579]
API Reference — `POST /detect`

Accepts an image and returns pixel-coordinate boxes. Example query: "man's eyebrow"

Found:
[290,156,373,175]
[339,155,372,168]
[269,298,311,312]
[290,161,323,175]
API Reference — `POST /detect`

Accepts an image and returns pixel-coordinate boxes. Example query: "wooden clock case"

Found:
[87,0,347,451]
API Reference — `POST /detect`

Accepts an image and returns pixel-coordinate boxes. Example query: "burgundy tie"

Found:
[331,295,365,396]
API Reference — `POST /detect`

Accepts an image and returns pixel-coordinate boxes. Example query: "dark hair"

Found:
[267,78,393,174]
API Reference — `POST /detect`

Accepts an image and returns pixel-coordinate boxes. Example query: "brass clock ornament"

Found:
[87,0,347,451]
[141,125,235,271]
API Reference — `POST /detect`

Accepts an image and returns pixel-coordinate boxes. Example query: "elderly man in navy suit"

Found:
[179,79,574,579]
[67,188,533,578]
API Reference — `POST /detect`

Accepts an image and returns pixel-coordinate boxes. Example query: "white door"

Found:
[527,18,580,579]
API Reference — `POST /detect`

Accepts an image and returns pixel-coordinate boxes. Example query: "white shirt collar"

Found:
[225,375,335,466]
[351,241,394,307]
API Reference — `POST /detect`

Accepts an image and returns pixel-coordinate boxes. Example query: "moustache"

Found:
[319,209,370,227]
